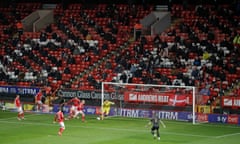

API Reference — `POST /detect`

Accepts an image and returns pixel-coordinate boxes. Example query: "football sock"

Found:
[82,115,85,121]
[59,127,64,133]
[21,113,24,119]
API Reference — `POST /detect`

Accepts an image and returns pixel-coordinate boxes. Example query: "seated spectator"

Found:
[105,60,112,69]
[102,41,108,50]
[63,67,71,74]
[87,74,96,85]
[119,71,127,83]
[94,80,101,89]
[83,53,91,62]
[191,66,200,80]
[16,20,23,37]
[199,85,211,96]
[86,34,92,40]
[114,64,124,73]
[134,67,143,78]
[140,36,147,46]
[67,55,76,64]
[102,70,108,80]
[104,32,113,41]
[130,64,137,74]
[160,74,169,83]
[153,35,161,47]
[233,86,240,97]
[172,79,182,86]
[0,68,8,80]
[167,27,176,36]
[73,46,80,55]
[45,24,52,33]
[107,19,114,29]
[202,51,210,60]
[193,56,201,66]
[39,32,47,42]
[133,43,144,55]
[92,43,100,55]
[233,34,240,45]
[227,64,237,74]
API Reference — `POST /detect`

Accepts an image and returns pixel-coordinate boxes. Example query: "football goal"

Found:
[101,82,198,124]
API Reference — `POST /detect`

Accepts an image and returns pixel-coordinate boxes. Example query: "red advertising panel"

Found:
[197,113,208,122]
[227,115,239,124]
[124,91,191,106]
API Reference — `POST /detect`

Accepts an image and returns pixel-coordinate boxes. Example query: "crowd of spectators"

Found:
[108,3,240,105]
[0,1,240,106]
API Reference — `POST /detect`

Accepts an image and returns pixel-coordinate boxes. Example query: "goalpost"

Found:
[101,82,197,124]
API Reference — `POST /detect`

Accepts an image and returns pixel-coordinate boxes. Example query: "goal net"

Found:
[101,82,198,124]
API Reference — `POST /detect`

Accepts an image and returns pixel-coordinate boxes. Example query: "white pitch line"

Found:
[215,133,240,138]
[163,131,214,138]
[102,116,240,129]
[160,120,240,129]
[0,112,42,121]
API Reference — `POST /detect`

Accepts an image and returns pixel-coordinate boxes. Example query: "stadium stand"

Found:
[0,0,240,113]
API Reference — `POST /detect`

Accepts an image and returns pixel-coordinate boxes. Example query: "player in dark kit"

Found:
[59,97,66,114]
[146,113,166,140]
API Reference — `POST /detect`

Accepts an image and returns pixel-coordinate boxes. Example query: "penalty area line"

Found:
[215,133,240,138]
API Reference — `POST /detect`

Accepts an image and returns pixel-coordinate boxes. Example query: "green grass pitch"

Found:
[0,110,240,144]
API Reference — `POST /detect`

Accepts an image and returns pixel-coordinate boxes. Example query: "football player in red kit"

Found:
[14,95,24,120]
[67,96,80,120]
[74,100,85,122]
[35,89,43,111]
[54,109,65,136]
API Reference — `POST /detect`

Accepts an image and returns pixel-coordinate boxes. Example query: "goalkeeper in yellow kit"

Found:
[101,100,115,120]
